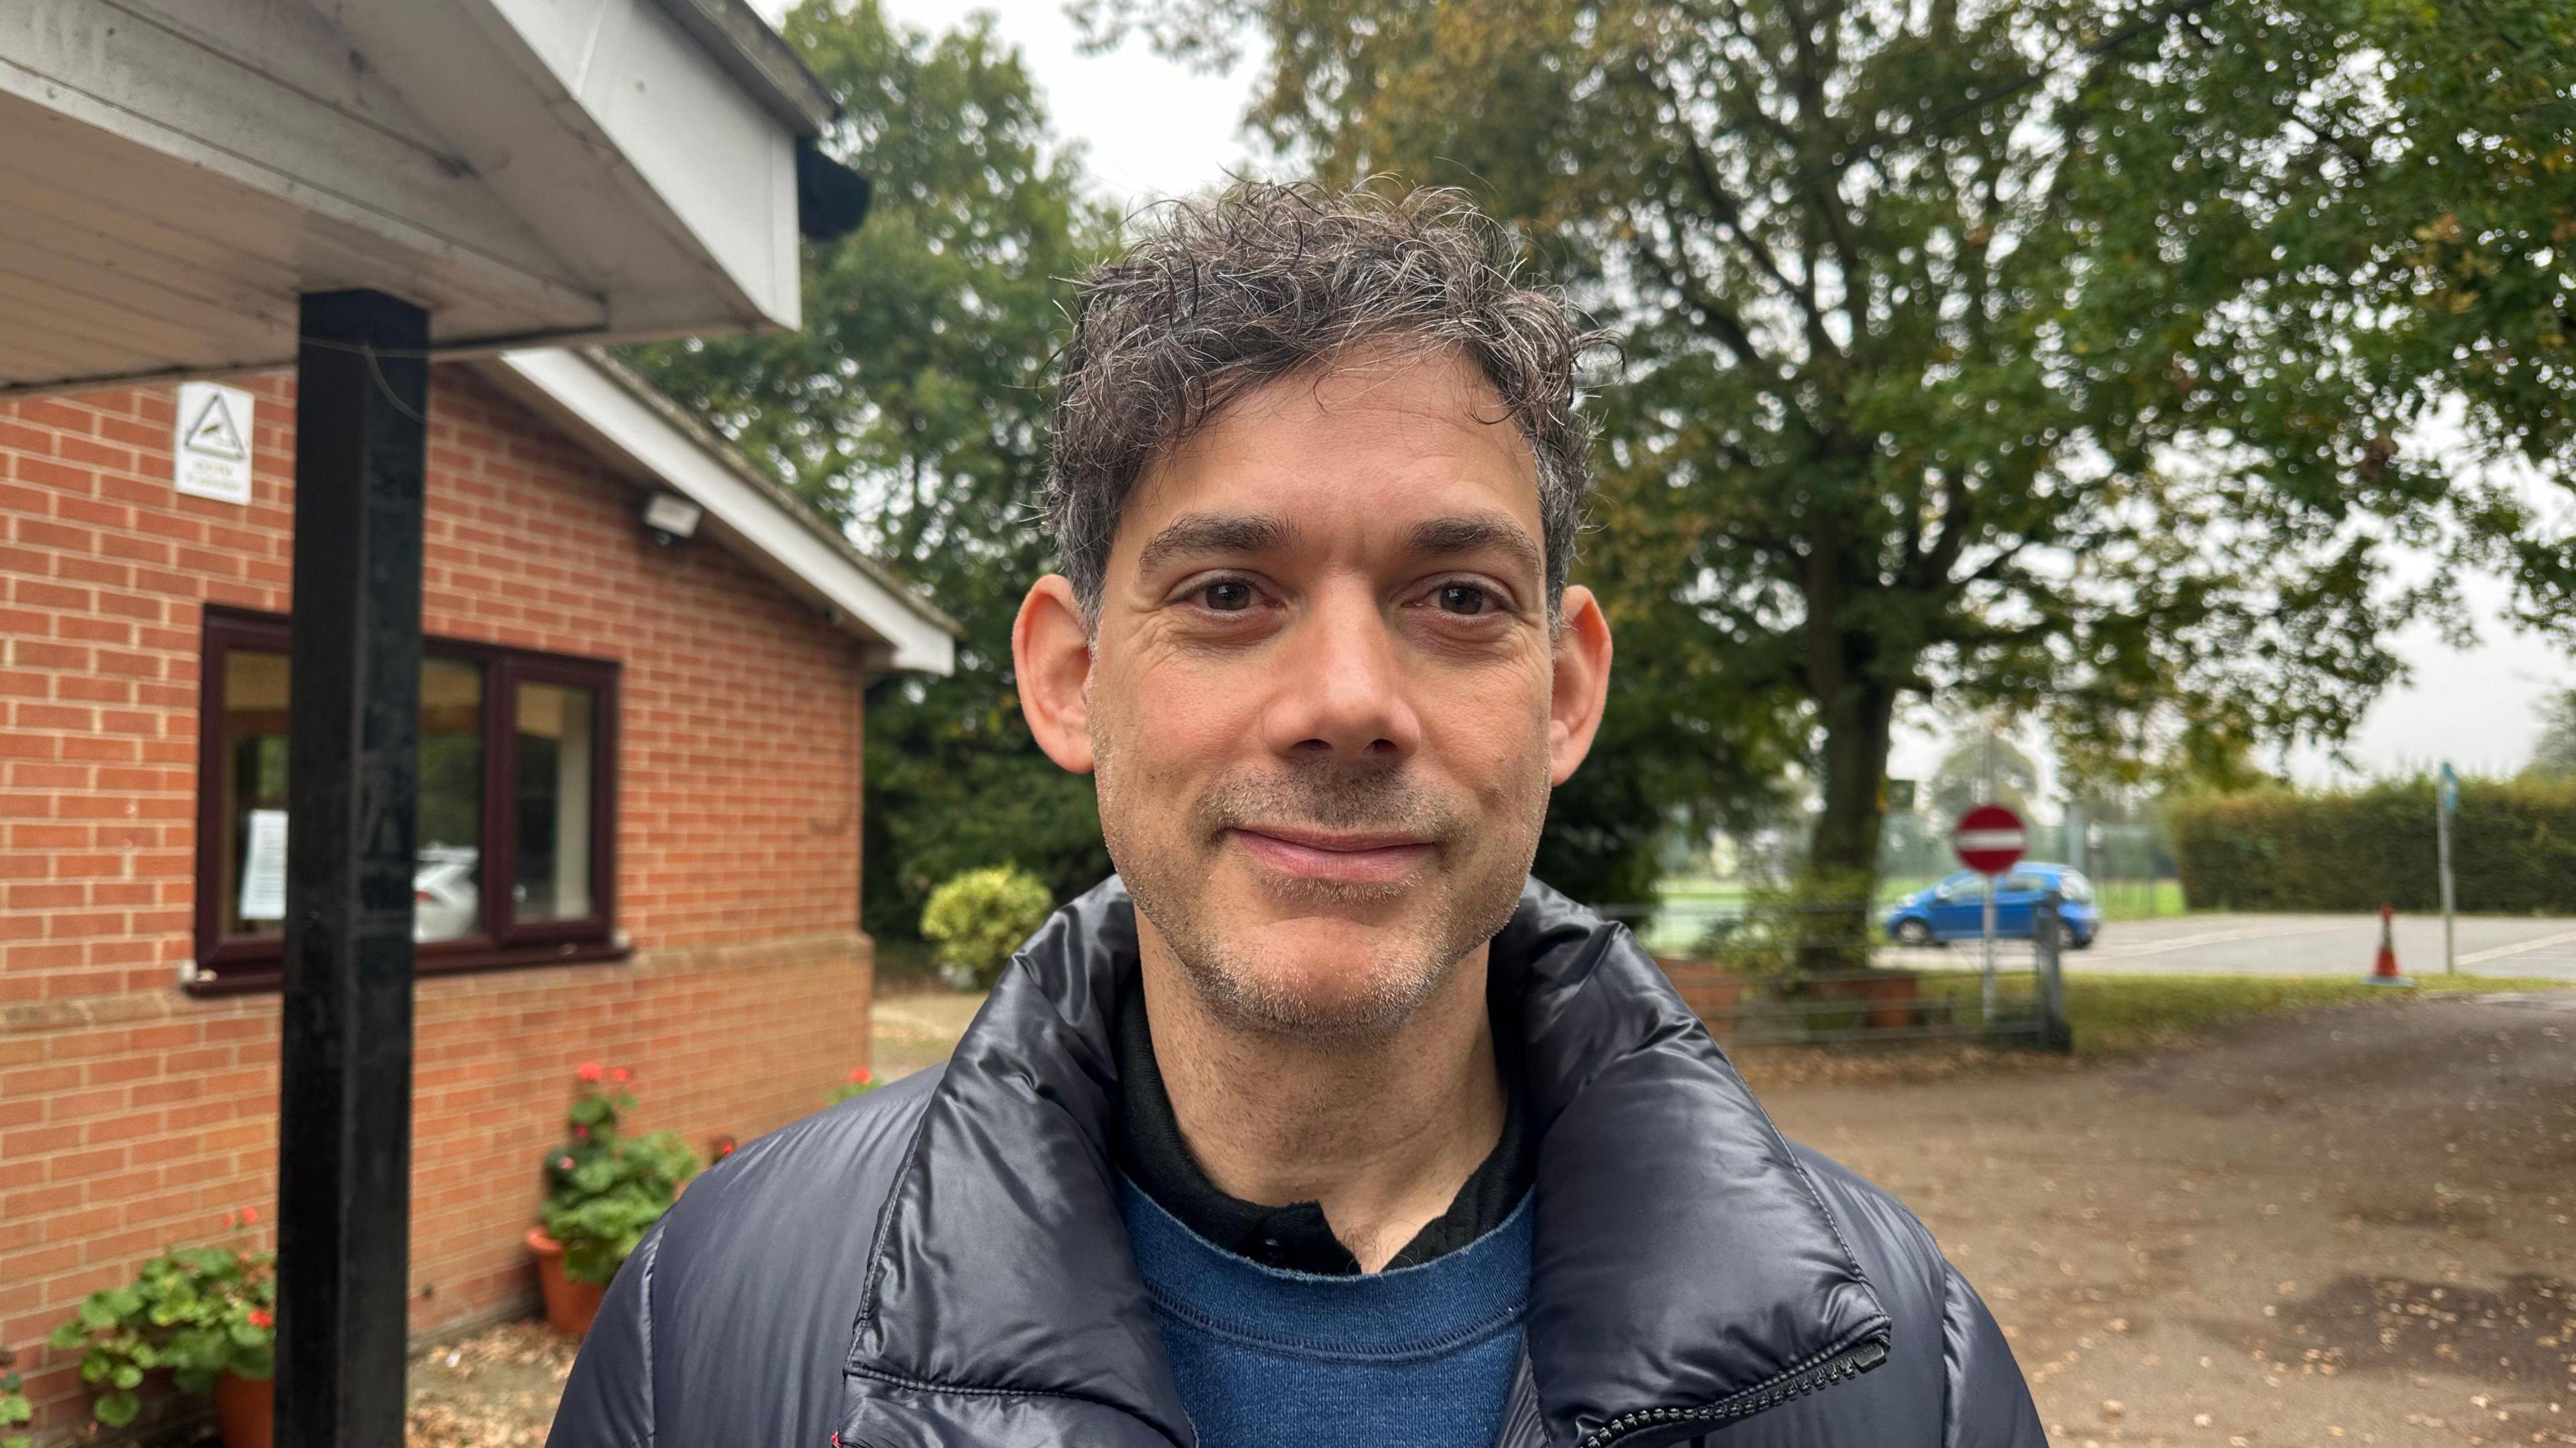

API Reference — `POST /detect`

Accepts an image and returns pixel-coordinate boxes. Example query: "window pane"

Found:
[218,650,290,940]
[514,682,596,922]
[214,649,486,944]
[417,659,485,942]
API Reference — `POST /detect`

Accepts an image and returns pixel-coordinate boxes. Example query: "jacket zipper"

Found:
[1572,1334,1891,1448]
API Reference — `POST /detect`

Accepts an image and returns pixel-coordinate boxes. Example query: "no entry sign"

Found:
[1953,803,2027,875]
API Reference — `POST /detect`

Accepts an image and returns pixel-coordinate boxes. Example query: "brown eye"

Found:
[1436,583,1491,616]
[1202,580,1254,612]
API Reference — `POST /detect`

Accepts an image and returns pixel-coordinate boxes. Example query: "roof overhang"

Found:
[0,0,840,395]
[480,347,958,677]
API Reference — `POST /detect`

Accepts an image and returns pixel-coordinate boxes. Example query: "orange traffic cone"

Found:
[2365,902,2411,986]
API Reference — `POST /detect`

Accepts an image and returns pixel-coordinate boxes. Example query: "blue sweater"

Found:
[1120,1175,1533,1448]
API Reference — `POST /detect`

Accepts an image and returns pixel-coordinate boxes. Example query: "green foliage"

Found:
[2,1357,33,1448]
[1925,732,2041,824]
[920,866,1056,989]
[623,0,1116,937]
[2169,776,2576,913]
[540,1066,698,1286]
[44,1213,274,1428]
[1693,867,1883,979]
[1089,0,2576,905]
[2528,687,2576,779]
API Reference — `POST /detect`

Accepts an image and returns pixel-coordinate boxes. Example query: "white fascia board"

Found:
[476,0,802,331]
[485,348,957,676]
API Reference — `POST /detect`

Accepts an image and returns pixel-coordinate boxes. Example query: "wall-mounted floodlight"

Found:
[643,492,704,548]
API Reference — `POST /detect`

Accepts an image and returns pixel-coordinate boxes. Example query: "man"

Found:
[550,182,2042,1447]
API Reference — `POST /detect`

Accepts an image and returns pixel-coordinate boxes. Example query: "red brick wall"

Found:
[0,368,876,1436]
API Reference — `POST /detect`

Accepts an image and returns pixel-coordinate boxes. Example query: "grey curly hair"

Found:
[1043,180,1607,618]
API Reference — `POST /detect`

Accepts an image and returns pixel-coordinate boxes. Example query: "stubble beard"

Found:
[1094,734,1541,1041]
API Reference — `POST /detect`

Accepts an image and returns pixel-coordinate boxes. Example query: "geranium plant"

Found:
[44,1209,274,1428]
[828,1066,880,1105]
[541,1064,697,1286]
[3,1349,34,1448]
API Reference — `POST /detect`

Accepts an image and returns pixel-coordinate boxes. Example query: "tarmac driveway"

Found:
[2062,913,2576,981]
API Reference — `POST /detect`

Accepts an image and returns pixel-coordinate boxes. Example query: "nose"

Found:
[1258,585,1421,764]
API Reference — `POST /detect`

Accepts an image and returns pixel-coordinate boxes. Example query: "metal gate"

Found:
[1597,894,2072,1050]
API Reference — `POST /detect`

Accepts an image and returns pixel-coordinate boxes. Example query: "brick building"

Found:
[0,349,955,1433]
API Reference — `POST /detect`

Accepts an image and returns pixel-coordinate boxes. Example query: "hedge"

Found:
[2168,777,2576,914]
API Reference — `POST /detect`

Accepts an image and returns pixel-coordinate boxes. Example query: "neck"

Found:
[1136,926,1506,1274]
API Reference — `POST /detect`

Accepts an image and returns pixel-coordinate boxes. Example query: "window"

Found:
[193,609,621,990]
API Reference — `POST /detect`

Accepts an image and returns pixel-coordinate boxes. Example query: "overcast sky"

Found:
[766,0,2570,789]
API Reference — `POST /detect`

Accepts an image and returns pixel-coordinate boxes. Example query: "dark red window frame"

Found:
[190,607,624,993]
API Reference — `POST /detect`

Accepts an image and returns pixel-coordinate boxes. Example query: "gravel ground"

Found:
[414,991,2574,1445]
[405,1321,577,1448]
[1762,993,2576,1446]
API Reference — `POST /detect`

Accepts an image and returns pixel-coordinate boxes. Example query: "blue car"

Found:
[1882,863,2100,949]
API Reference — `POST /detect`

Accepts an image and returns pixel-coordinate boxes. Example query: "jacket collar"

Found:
[845,878,1888,1447]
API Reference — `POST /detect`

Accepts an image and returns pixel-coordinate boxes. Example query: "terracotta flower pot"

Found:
[529,1227,606,1337]
[211,1371,273,1448]
[1654,957,1750,1040]
[1812,971,1924,1029]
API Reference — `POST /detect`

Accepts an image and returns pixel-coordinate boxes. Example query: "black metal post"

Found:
[276,290,429,1448]
[2035,889,2073,1054]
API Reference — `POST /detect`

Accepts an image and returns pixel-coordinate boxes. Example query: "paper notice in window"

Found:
[239,809,287,921]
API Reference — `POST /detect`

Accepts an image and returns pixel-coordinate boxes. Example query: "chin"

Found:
[1192,914,1463,1038]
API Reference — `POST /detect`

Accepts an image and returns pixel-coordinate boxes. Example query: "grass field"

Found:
[1637,874,2192,954]
[1922,970,2565,1057]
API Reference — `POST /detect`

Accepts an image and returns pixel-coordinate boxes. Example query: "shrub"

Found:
[1692,869,1881,979]
[920,867,1055,990]
[2169,775,2576,913]
[44,1211,274,1428]
[540,1064,698,1286]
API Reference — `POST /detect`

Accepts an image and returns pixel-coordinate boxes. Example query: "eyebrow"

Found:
[1408,513,1544,579]
[1129,509,1545,580]
[1133,512,1298,575]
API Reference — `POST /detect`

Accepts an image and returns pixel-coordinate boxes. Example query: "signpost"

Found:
[1953,803,2027,1020]
[2438,763,2459,974]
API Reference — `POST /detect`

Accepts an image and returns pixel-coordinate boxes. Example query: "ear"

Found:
[1014,573,1096,774]
[1547,584,1613,786]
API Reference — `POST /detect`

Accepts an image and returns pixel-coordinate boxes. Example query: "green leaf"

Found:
[95,1391,140,1428]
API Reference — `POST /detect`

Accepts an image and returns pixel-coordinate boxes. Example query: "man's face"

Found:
[1020,346,1611,1037]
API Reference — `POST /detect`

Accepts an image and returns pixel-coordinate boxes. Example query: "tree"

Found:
[1084,0,2576,920]
[1925,732,2040,824]
[626,0,1116,934]
[2530,687,2576,779]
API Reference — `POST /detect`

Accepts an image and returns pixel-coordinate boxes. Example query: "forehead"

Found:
[1116,347,1544,557]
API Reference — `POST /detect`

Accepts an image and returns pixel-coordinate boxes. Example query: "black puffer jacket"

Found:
[549,879,2044,1447]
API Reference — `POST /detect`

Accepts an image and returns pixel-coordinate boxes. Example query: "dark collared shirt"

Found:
[1113,979,1535,1276]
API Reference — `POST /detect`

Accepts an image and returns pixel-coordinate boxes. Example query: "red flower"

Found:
[239,1205,259,1225]
[557,1156,575,1170]
[849,1068,872,1084]
[577,1061,604,1083]
[609,1066,631,1084]
[247,1310,272,1330]
[573,1125,590,1139]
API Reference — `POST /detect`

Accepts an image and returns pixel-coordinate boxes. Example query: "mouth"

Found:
[1227,825,1436,886]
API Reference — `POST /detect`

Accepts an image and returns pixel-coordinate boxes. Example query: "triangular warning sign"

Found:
[183,392,247,461]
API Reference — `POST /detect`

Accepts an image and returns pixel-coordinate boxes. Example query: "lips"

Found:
[1228,826,1436,885]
